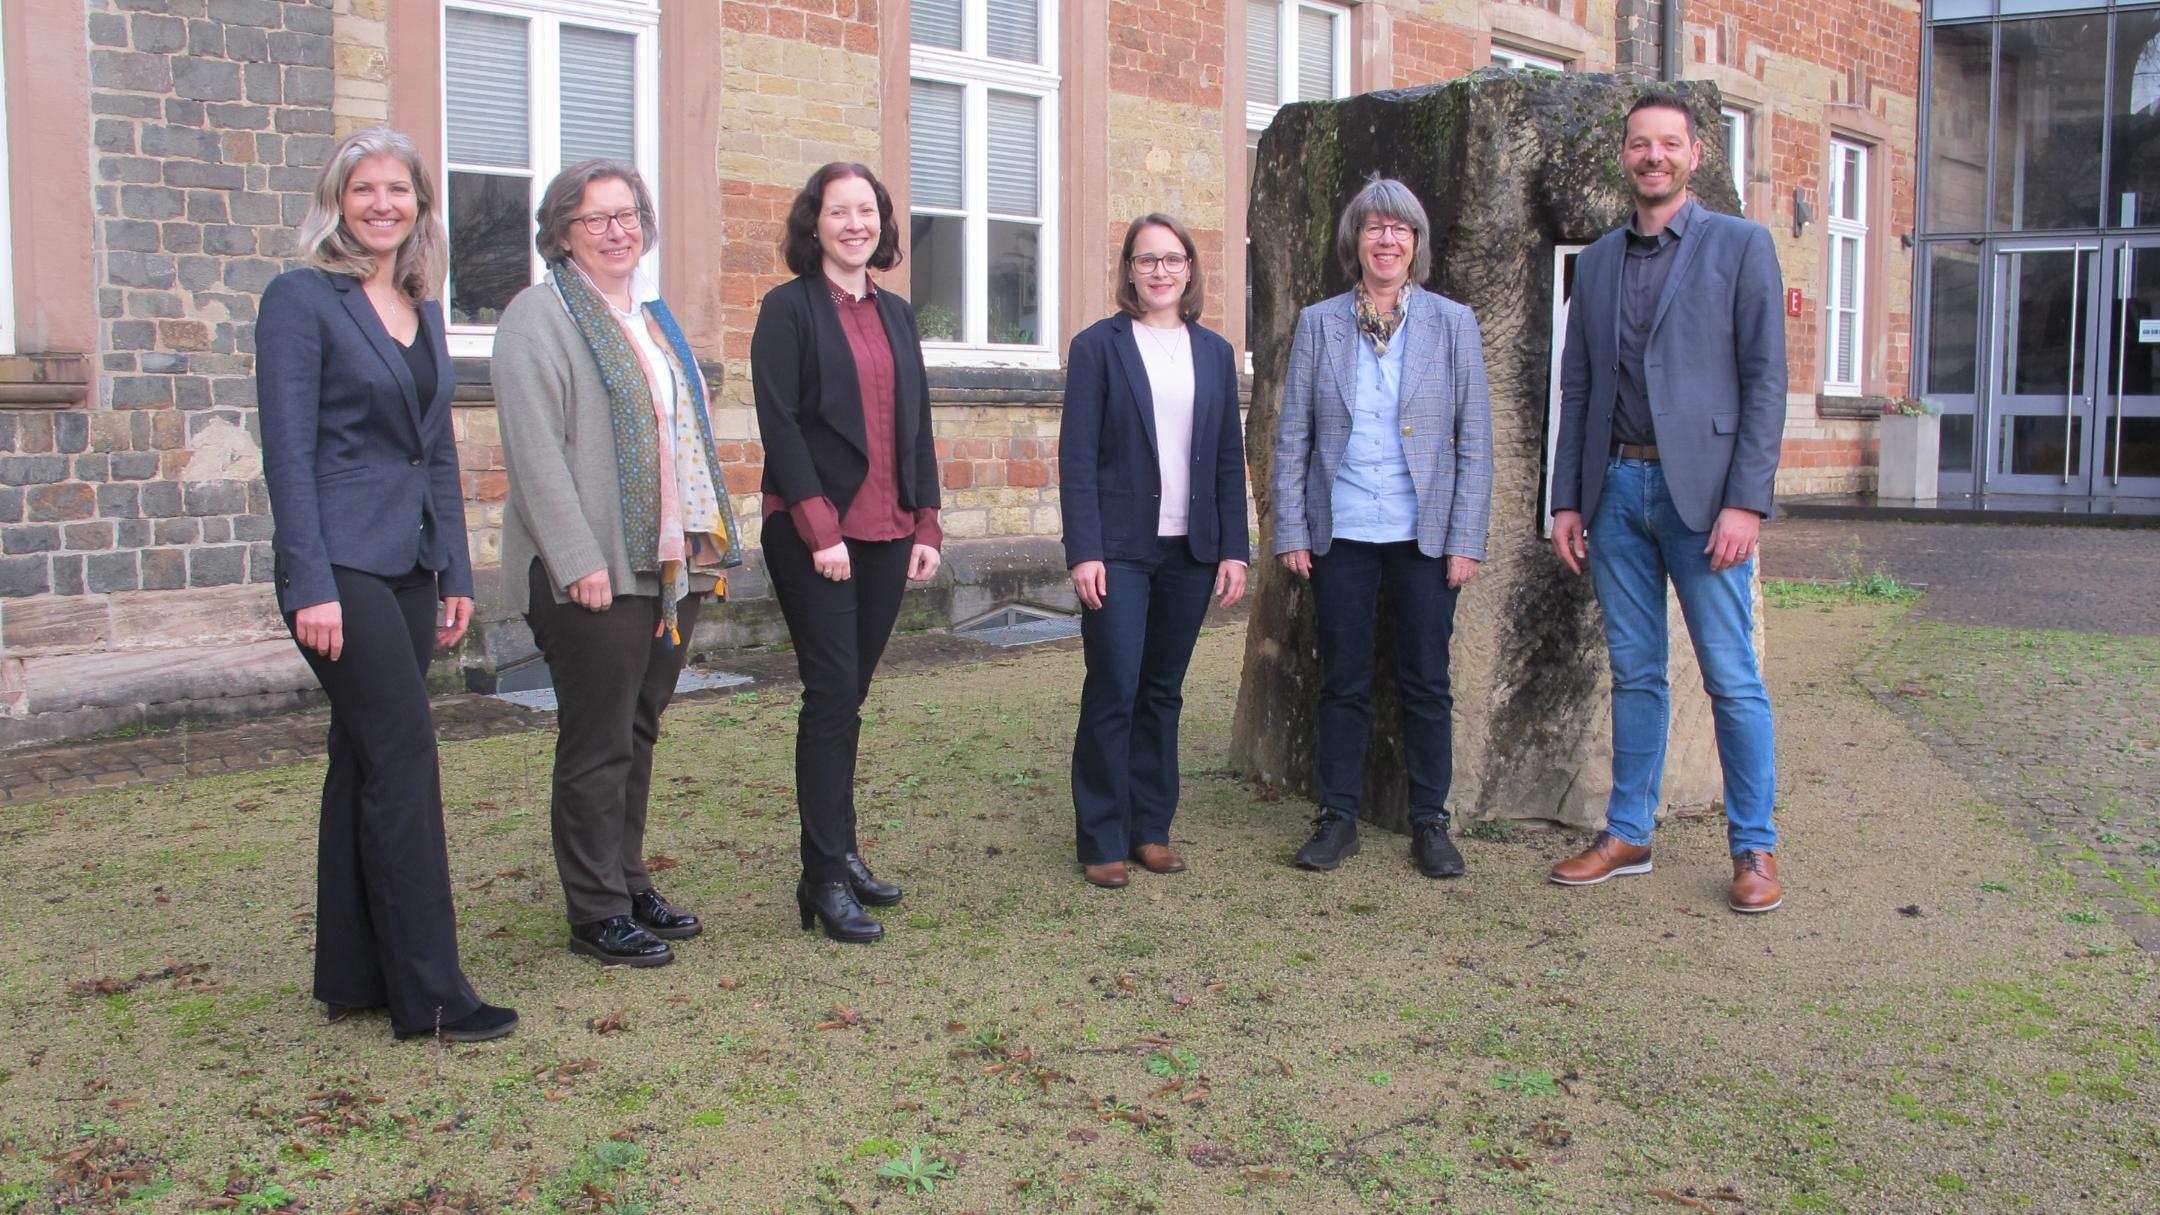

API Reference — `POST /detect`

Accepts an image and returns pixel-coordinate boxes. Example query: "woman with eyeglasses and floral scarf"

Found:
[492,159,743,969]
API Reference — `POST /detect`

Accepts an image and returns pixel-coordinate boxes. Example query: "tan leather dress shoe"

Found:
[1729,850,1782,913]
[1548,831,1653,886]
[1130,844,1187,874]
[1083,862,1130,889]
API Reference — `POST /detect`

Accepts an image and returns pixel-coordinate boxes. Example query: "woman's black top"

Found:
[397,310,437,409]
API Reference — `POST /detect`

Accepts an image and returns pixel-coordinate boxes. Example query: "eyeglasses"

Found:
[571,208,643,236]
[1362,222,1415,242]
[1130,253,1189,274]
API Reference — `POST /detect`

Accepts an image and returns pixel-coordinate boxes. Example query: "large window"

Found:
[1824,138,1869,395]
[1246,0,1350,133]
[0,16,14,357]
[442,0,658,354]
[909,0,1059,363]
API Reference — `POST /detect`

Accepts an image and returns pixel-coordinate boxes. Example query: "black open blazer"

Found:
[748,274,939,520]
[256,267,471,614]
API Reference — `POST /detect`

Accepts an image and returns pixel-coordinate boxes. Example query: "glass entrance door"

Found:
[2096,237,2160,500]
[1986,243,2101,495]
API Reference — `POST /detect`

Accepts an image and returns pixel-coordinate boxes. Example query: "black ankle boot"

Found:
[796,880,884,943]
[843,853,903,906]
[569,915,675,967]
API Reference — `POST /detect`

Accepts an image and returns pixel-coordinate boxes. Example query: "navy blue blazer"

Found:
[1058,314,1250,568]
[257,268,472,613]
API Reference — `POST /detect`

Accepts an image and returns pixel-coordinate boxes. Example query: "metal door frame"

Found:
[2094,234,2160,499]
[1981,238,2104,495]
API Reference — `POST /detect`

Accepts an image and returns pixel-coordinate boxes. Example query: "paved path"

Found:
[1761,517,2160,636]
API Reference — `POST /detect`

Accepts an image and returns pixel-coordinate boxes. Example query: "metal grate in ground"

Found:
[952,605,1082,648]
[489,667,752,713]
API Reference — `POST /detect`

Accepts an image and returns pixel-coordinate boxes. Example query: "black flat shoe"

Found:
[631,887,702,940]
[1294,814,1360,871]
[796,880,883,943]
[569,915,675,967]
[395,1002,518,1043]
[844,852,903,906]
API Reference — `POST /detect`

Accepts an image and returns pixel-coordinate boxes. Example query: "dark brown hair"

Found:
[1626,91,1698,141]
[535,159,659,263]
[1114,213,1204,323]
[782,163,903,277]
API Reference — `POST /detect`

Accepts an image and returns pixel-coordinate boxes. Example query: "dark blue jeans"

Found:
[1071,537,1217,865]
[1311,539,1461,826]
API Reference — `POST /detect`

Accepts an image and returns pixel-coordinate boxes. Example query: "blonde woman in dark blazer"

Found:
[493,160,743,968]
[257,126,515,1042]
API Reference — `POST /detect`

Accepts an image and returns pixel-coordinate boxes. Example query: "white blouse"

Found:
[1132,321,1194,537]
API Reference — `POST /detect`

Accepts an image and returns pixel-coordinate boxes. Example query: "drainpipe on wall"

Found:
[1662,0,1684,81]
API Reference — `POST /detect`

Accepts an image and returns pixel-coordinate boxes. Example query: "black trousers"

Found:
[761,512,912,885]
[290,564,480,1035]
[525,560,703,926]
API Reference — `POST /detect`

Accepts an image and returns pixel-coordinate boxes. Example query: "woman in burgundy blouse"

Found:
[750,163,942,943]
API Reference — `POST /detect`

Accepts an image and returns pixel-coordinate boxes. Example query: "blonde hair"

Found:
[297,126,446,303]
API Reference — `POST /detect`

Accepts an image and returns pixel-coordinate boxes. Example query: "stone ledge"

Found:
[451,356,730,407]
[0,354,93,408]
[1816,393,1889,420]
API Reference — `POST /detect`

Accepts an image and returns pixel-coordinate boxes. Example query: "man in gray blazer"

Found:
[1547,92,1787,914]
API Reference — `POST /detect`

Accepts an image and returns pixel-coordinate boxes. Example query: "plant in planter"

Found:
[1878,396,1943,501]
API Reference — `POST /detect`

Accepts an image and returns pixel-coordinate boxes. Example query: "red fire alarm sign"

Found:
[1786,288,1804,317]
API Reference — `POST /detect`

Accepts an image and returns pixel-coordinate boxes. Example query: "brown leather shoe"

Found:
[1548,831,1654,886]
[1729,850,1782,913]
[1129,844,1187,874]
[1083,862,1130,889]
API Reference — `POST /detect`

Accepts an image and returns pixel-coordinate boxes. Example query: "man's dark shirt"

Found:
[1612,200,1696,447]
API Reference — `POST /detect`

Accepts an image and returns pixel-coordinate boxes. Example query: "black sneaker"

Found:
[1294,814,1360,871]
[1412,820,1464,878]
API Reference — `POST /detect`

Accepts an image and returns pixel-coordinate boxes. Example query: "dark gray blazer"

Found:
[1271,287,1494,561]
[257,267,472,613]
[1552,202,1788,532]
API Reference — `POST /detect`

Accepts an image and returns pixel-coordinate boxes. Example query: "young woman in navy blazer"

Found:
[255,128,514,1042]
[750,163,942,943]
[1059,213,1250,889]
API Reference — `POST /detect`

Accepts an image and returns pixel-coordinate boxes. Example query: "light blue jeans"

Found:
[1587,456,1777,855]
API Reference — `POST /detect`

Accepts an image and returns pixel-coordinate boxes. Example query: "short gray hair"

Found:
[1335,175,1433,286]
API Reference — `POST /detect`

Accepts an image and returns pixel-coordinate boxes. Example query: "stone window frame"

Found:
[436,0,662,359]
[0,13,13,358]
[908,0,1063,370]
[1720,104,1749,215]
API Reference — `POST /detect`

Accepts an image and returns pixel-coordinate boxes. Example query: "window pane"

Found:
[1835,145,1863,220]
[448,170,531,325]
[1928,0,1991,16]
[913,0,962,50]
[910,215,966,341]
[986,0,1039,63]
[910,80,964,212]
[1939,413,1974,474]
[1924,244,1982,396]
[985,91,1039,217]
[2109,9,2160,228]
[988,221,1039,345]
[1836,312,1856,383]
[560,25,635,164]
[445,9,529,169]
[1995,15,2107,231]
[1836,236,1859,309]
[1295,7,1335,100]
[1246,0,1279,108]
[1925,21,1991,233]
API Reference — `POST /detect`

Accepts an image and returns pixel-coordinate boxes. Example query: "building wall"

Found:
[0,0,1920,742]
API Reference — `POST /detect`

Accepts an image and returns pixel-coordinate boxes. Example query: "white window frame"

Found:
[909,1,1061,369]
[1720,105,1749,214]
[1490,44,1566,73]
[0,15,15,357]
[441,0,660,358]
[1245,0,1351,135]
[1823,137,1869,396]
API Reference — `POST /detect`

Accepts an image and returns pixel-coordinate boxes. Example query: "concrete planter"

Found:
[1878,412,1941,502]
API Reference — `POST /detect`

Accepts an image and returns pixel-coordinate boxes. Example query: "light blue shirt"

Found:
[1329,305,1419,544]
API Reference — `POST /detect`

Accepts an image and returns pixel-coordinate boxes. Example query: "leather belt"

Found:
[1614,442,1661,461]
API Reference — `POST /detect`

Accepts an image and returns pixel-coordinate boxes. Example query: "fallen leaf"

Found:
[1645,1190,1715,1212]
[1898,904,1923,917]
[1240,1166,1294,1184]
[586,1009,631,1035]
[645,855,679,872]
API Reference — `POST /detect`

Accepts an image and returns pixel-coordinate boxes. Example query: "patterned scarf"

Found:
[550,262,743,645]
[1353,283,1413,356]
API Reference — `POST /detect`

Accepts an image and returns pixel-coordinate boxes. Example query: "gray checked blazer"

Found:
[1270,287,1494,561]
